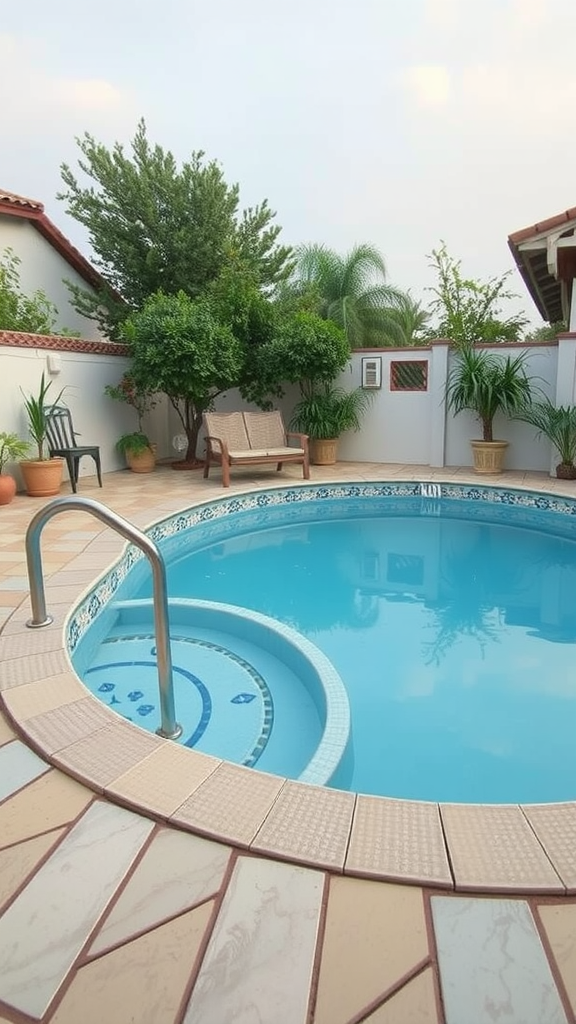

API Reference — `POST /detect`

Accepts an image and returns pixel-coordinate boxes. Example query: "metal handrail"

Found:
[24,495,182,740]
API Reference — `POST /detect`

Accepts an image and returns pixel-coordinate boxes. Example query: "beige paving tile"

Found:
[313,877,429,1024]
[22,697,115,755]
[537,903,576,1016]
[2,600,72,631]
[346,796,452,887]
[0,627,68,660]
[0,650,71,690]
[362,968,439,1022]
[51,901,214,1024]
[0,828,66,909]
[53,721,163,791]
[2,674,88,721]
[183,855,323,1024]
[441,804,564,893]
[106,741,221,817]
[0,714,16,746]
[90,827,230,954]
[523,804,576,893]
[0,771,93,849]
[252,781,355,870]
[171,762,285,847]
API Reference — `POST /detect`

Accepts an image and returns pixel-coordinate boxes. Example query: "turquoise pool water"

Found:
[122,493,576,804]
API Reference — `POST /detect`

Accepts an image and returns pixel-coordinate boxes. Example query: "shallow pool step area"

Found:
[76,599,350,785]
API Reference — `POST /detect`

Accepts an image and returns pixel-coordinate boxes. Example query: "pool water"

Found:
[133,499,576,803]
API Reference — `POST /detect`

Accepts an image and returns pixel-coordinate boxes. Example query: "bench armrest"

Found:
[205,434,231,458]
[286,431,309,448]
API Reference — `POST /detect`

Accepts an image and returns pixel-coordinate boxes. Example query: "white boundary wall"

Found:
[3,334,576,488]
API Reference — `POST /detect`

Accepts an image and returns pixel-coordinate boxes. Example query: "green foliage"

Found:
[115,432,153,456]
[281,243,406,348]
[0,432,30,473]
[524,320,567,342]
[0,249,60,334]
[290,384,372,439]
[123,290,244,461]
[104,372,157,434]
[59,119,294,338]
[382,293,431,347]
[446,347,538,442]
[514,399,576,467]
[20,372,66,460]
[427,243,529,345]
[247,311,350,407]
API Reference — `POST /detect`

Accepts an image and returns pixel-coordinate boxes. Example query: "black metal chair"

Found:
[45,405,102,493]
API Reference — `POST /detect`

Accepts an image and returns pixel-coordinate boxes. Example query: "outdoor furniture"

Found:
[45,405,102,493]
[203,410,310,488]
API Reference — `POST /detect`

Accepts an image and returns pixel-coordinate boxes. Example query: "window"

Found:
[390,360,428,391]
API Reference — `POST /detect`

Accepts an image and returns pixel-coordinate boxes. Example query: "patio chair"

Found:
[45,405,103,493]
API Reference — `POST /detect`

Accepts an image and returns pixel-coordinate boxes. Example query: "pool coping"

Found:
[2,475,576,895]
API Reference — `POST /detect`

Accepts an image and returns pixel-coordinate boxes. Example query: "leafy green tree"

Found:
[0,248,59,334]
[123,290,244,461]
[426,243,529,345]
[281,243,405,348]
[524,320,567,342]
[59,119,294,338]
[383,293,431,346]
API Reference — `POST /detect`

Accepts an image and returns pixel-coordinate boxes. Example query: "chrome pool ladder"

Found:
[24,495,182,740]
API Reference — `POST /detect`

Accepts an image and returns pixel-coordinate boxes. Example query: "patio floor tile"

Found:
[89,827,231,955]
[0,769,93,849]
[431,896,568,1024]
[0,740,50,802]
[51,900,214,1024]
[0,828,66,909]
[537,903,576,1016]
[0,714,16,746]
[182,855,323,1024]
[0,801,153,1019]
[523,803,576,893]
[22,697,114,754]
[362,967,439,1022]
[313,877,429,1024]
[1,673,87,721]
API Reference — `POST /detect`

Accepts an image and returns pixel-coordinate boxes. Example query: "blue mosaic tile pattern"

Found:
[85,631,275,768]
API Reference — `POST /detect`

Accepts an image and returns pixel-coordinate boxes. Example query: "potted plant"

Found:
[446,346,538,474]
[290,383,373,465]
[0,432,30,504]
[20,373,66,496]
[105,372,158,473]
[513,399,576,479]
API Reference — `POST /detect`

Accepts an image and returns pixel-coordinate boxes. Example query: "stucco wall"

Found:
[0,216,103,341]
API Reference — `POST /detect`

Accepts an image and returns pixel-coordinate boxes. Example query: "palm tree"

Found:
[283,243,406,348]
[383,293,431,347]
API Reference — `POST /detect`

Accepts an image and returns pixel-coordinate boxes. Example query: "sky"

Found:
[2,0,576,327]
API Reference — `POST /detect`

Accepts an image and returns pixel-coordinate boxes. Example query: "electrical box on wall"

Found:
[361,356,382,389]
[47,353,62,375]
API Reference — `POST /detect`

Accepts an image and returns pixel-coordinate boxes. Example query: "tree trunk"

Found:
[482,418,493,442]
[184,401,204,463]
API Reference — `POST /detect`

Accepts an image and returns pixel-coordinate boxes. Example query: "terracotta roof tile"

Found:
[0,188,43,212]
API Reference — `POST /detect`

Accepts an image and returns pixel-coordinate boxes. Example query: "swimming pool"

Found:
[70,482,576,805]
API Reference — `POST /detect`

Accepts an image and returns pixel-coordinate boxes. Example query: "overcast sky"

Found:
[2,0,575,326]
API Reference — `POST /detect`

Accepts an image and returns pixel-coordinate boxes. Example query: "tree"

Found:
[524,320,567,342]
[382,293,431,347]
[426,243,529,345]
[123,290,244,462]
[280,243,405,348]
[0,248,59,334]
[59,119,294,338]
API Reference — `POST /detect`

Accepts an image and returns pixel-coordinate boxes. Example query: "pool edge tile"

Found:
[250,781,355,871]
[105,742,222,819]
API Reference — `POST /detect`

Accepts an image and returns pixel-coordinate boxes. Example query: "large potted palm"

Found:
[446,346,538,474]
[514,399,576,479]
[290,383,372,465]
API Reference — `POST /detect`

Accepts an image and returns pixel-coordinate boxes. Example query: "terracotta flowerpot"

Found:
[0,474,17,505]
[126,443,157,474]
[20,458,64,497]
[470,440,509,475]
[310,438,338,466]
[556,462,576,479]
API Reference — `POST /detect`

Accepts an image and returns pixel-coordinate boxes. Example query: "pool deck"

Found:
[1,460,576,1024]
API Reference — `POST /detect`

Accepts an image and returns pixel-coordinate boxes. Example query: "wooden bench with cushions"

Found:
[203,410,310,487]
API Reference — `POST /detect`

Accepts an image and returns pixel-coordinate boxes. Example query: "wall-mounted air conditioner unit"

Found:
[361,356,382,389]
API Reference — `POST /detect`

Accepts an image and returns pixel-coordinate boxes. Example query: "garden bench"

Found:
[203,411,310,487]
